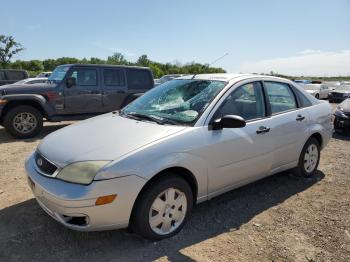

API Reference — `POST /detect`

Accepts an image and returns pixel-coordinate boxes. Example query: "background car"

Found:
[329,84,350,103]
[0,69,29,86]
[302,83,330,99]
[0,64,154,138]
[13,77,48,85]
[36,71,52,78]
[155,74,187,85]
[333,98,350,133]
[25,73,332,240]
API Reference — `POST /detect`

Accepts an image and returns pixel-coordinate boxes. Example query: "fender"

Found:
[0,94,56,118]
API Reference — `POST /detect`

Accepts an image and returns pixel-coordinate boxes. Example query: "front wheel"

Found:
[131,175,193,240]
[293,137,321,177]
[315,94,320,99]
[3,105,43,138]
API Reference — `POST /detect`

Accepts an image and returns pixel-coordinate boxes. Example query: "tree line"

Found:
[0,34,225,78]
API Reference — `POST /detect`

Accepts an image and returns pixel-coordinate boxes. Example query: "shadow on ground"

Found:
[0,123,71,144]
[0,171,324,261]
[332,132,350,141]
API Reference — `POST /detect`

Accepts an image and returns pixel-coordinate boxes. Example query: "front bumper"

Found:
[25,153,147,231]
[334,116,350,132]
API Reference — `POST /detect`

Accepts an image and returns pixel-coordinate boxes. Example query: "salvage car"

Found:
[334,98,350,133]
[25,74,333,240]
[329,85,350,103]
[303,84,330,99]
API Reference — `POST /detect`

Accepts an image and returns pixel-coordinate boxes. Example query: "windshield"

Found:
[48,66,70,82]
[121,79,227,125]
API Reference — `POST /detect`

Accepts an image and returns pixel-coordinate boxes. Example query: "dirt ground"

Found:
[0,104,349,262]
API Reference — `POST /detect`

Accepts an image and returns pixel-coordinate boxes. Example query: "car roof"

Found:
[177,73,293,84]
[59,64,150,70]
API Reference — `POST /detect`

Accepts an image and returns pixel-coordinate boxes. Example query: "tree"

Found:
[0,35,24,68]
[137,54,150,66]
[107,52,127,65]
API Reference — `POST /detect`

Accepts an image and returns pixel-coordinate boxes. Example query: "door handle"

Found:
[296,115,305,121]
[89,91,101,94]
[256,126,270,134]
[116,90,126,94]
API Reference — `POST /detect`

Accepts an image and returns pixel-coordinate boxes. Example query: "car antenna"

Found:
[191,53,229,79]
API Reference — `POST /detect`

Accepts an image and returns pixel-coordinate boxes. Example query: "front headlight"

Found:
[56,161,110,185]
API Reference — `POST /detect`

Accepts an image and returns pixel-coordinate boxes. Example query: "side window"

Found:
[6,71,25,80]
[126,70,152,90]
[215,82,266,121]
[0,71,5,80]
[264,82,297,114]
[293,86,312,107]
[68,68,97,87]
[103,69,125,87]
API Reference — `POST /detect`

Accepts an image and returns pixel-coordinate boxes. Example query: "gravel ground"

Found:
[0,104,349,262]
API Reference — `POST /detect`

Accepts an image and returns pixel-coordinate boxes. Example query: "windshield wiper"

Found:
[123,112,181,125]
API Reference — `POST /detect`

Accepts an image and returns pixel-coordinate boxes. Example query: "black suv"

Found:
[0,69,29,86]
[0,64,154,138]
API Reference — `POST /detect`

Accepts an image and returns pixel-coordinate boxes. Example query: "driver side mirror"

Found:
[211,115,246,130]
[66,77,76,88]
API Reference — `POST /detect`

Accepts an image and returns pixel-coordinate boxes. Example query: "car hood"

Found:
[331,89,350,94]
[339,98,350,113]
[38,113,187,167]
[0,82,56,95]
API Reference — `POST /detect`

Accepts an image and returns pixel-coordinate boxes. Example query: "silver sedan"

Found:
[25,74,333,239]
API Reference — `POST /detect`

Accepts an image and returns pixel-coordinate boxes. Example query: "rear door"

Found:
[101,68,128,112]
[125,68,154,98]
[263,81,310,173]
[63,67,103,114]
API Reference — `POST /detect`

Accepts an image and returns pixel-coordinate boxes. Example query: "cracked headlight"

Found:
[56,161,110,185]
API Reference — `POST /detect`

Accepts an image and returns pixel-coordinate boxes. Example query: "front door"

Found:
[199,81,275,196]
[64,67,103,114]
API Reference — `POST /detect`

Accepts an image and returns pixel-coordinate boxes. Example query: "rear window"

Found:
[6,71,26,80]
[126,69,153,90]
[103,69,125,87]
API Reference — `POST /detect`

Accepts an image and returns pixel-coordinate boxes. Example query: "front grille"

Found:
[35,152,58,176]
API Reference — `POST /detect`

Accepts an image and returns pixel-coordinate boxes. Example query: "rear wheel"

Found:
[293,137,320,177]
[131,174,193,240]
[315,93,320,99]
[3,105,43,138]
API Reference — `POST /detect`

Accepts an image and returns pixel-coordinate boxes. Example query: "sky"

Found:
[1,0,350,76]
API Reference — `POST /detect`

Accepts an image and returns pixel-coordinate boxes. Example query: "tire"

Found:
[315,94,320,99]
[3,105,43,138]
[292,137,320,177]
[131,174,193,240]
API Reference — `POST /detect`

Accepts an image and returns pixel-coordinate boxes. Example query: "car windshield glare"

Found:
[121,79,227,125]
[48,66,70,82]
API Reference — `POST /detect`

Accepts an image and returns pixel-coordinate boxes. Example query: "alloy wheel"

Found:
[304,144,319,173]
[148,187,187,235]
[13,112,37,134]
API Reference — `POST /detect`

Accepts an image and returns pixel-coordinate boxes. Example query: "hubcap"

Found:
[13,112,37,134]
[149,187,187,235]
[304,144,319,173]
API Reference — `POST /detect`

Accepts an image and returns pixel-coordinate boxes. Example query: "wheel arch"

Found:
[309,132,323,148]
[1,97,48,119]
[129,166,198,225]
